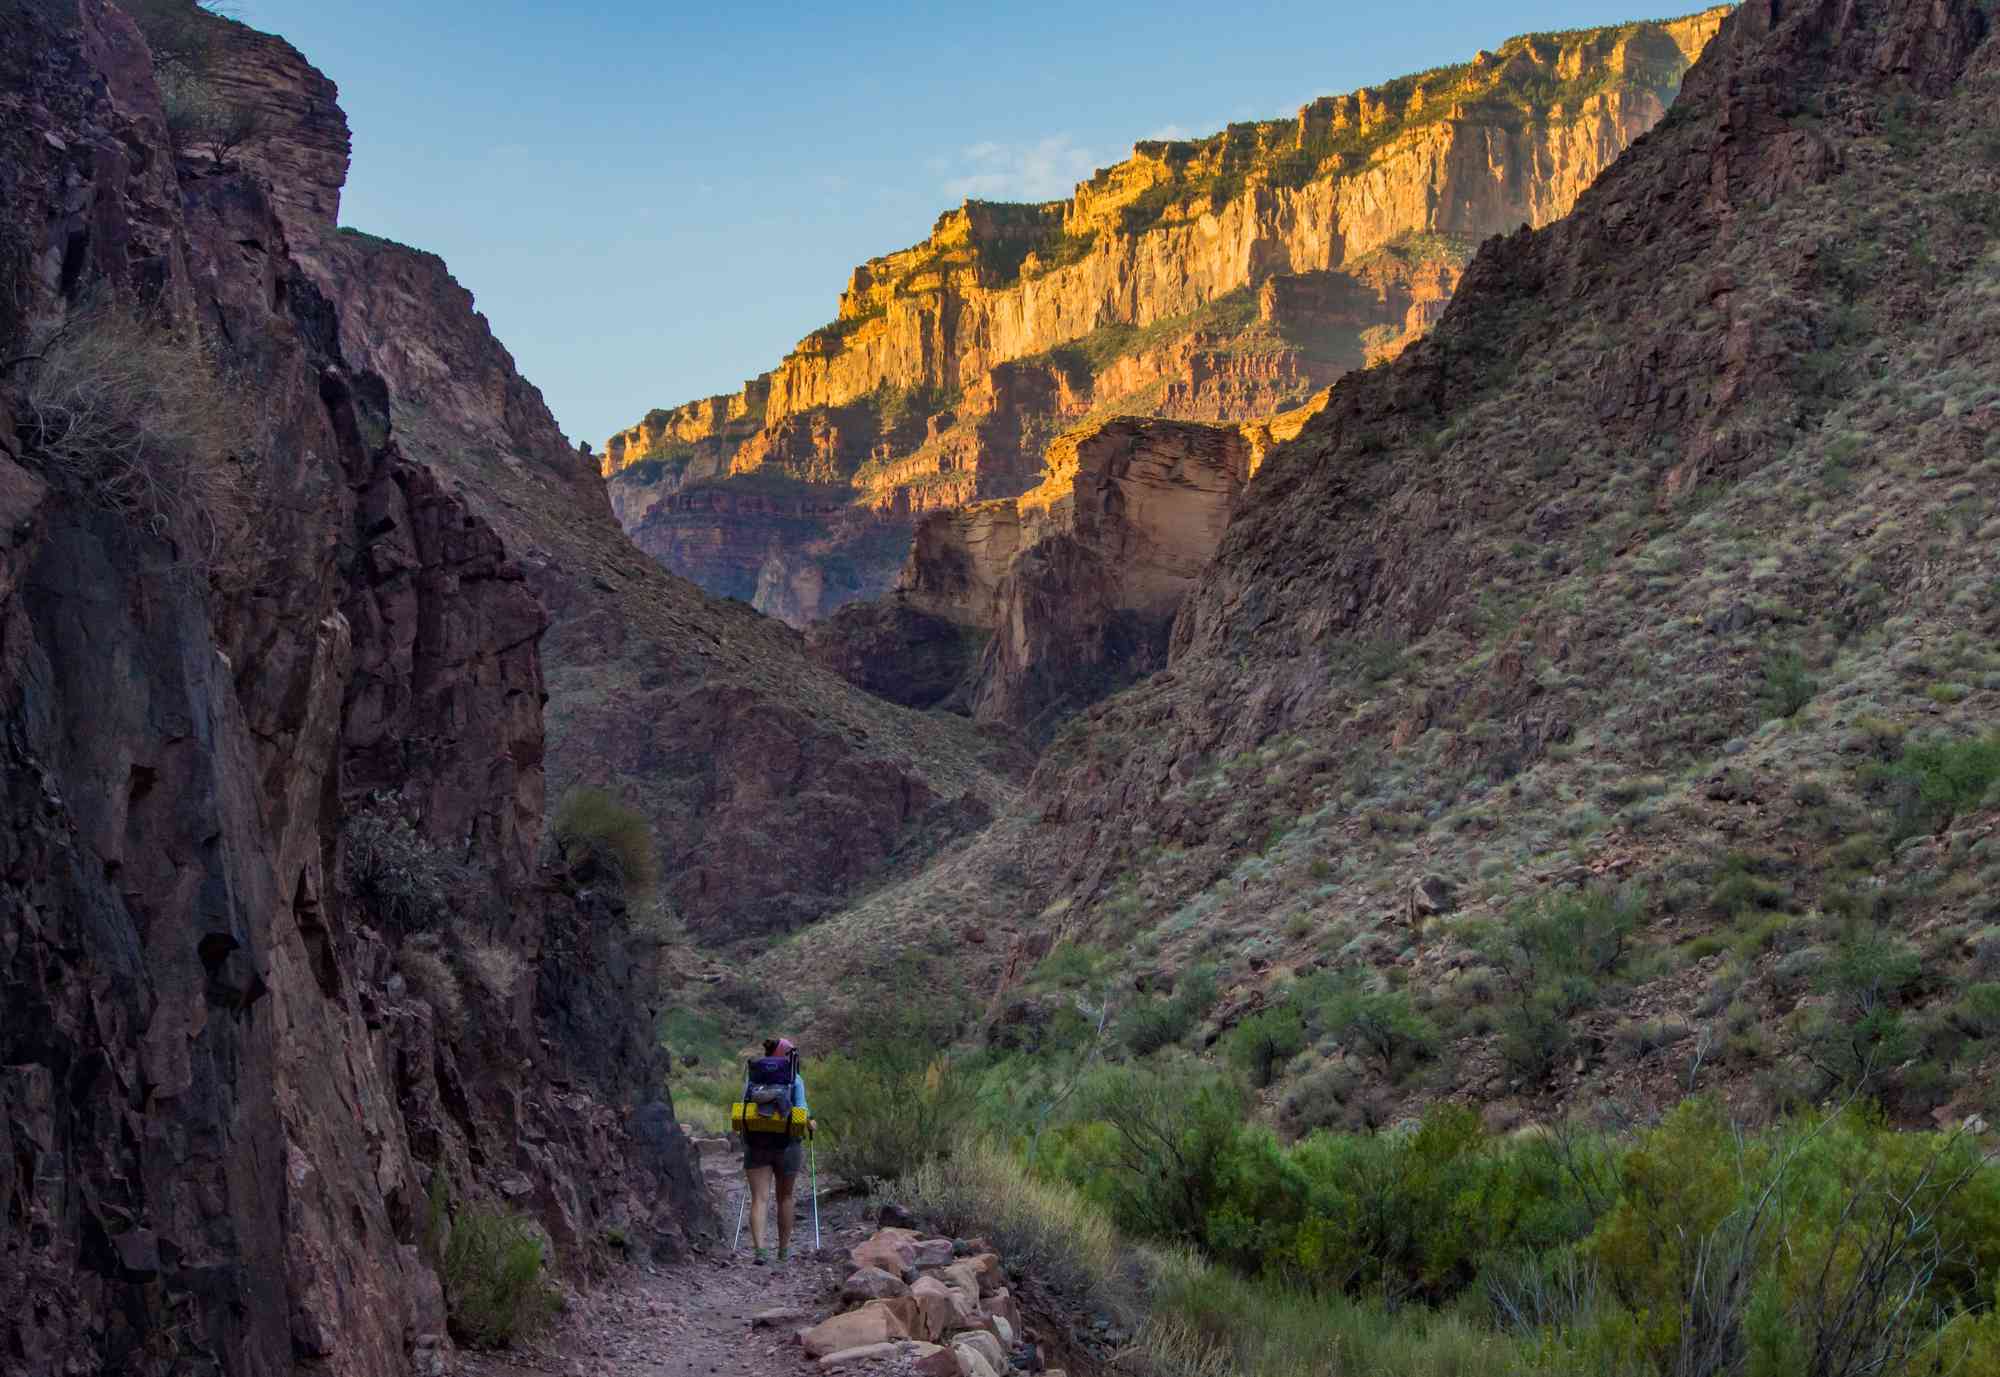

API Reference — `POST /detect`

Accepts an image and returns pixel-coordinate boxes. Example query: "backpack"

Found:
[735,1052,804,1140]
[746,1054,795,1116]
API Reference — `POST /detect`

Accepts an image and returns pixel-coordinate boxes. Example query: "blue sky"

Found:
[239,1,1690,448]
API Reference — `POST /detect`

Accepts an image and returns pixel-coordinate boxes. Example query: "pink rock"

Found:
[799,1304,912,1358]
[841,1266,909,1302]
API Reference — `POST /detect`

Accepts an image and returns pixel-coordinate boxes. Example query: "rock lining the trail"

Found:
[797,1228,1063,1375]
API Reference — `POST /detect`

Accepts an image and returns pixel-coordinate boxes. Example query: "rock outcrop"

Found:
[813,399,1325,734]
[606,10,1731,623]
[0,5,710,1374]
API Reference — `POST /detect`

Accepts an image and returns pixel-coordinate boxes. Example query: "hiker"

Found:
[740,1036,812,1264]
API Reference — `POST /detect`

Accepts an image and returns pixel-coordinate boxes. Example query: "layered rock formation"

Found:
[0,5,712,1372]
[607,9,1731,624]
[811,394,1329,732]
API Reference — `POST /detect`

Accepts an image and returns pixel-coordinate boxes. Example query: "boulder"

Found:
[967,1253,1006,1297]
[820,1339,945,1368]
[986,1288,1021,1331]
[753,1305,809,1328]
[850,1227,921,1277]
[954,1330,1008,1375]
[952,1346,1001,1377]
[985,1313,1015,1346]
[800,1303,913,1358]
[818,1341,903,1368]
[878,1201,919,1229]
[909,1275,977,1340]
[913,1348,962,1377]
[912,1237,957,1267]
[938,1260,983,1308]
[841,1266,909,1302]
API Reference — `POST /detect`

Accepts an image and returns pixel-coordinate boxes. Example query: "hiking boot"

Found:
[753,1247,768,1266]
[777,1245,790,1263]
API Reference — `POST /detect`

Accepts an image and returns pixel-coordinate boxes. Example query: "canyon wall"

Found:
[0,5,708,1374]
[606,9,1730,625]
[808,402,1323,734]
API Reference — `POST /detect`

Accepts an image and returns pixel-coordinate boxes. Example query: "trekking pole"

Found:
[732,1187,745,1252]
[810,1133,822,1252]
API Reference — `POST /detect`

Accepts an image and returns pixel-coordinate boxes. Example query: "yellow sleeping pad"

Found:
[729,1102,808,1138]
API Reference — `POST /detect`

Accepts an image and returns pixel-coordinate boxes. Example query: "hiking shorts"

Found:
[743,1136,804,1178]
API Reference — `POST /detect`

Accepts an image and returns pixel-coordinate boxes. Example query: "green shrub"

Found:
[1759,648,1819,721]
[1800,924,1921,1092]
[1225,1006,1307,1088]
[1499,997,1575,1084]
[438,1203,558,1348]
[1590,1098,2000,1374]
[812,1011,978,1187]
[551,786,657,893]
[1033,940,1108,990]
[1043,1064,1246,1245]
[1949,982,2000,1038]
[1872,732,2000,840]
[1121,965,1219,1055]
[1322,985,1440,1079]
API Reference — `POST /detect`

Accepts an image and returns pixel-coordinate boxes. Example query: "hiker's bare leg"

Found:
[746,1166,773,1250]
[776,1170,796,1253]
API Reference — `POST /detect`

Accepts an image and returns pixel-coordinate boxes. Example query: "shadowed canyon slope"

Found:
[0,1,1006,1372]
[773,0,2000,1139]
[603,9,1729,626]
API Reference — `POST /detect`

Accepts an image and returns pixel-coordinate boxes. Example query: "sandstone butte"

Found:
[601,7,1731,627]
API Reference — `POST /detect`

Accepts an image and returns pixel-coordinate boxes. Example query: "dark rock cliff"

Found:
[0,3,708,1374]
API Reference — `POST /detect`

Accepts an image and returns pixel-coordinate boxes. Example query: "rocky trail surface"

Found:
[462,1137,1056,1377]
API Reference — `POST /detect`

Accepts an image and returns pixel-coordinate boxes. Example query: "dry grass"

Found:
[18,298,257,570]
[902,1139,1130,1319]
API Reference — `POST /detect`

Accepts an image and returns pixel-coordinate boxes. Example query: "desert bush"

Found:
[812,1009,977,1187]
[1320,984,1439,1079]
[397,941,464,1031]
[1034,940,1108,989]
[1800,924,1921,1092]
[1870,732,2000,841]
[1224,1006,1307,1088]
[1043,1063,1246,1246]
[1759,648,1819,721]
[17,298,255,567]
[342,805,465,931]
[1589,1098,2000,1377]
[158,68,267,166]
[437,1202,558,1348]
[550,786,657,894]
[1121,964,1219,1055]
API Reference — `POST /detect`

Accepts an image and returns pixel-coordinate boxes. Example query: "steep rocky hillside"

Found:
[778,0,2000,1136]
[305,212,1017,951]
[602,9,1729,625]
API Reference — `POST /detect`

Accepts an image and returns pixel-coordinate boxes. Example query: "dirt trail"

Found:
[460,1134,895,1377]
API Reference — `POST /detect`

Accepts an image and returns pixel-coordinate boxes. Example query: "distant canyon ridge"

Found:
[599,8,1730,627]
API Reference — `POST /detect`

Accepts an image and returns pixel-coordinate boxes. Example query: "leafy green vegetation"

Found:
[919,1070,2000,1377]
[812,1008,978,1187]
[550,786,658,894]
[435,1201,559,1348]
[1868,732,2000,841]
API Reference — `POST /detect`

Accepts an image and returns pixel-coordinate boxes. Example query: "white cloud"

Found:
[1144,122,1197,142]
[940,134,1104,203]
